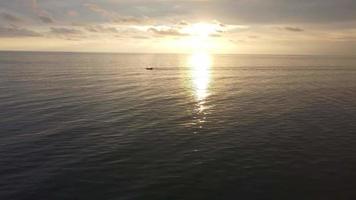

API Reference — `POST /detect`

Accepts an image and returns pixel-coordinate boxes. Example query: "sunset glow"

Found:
[184,23,219,38]
[1,1,356,199]
[0,0,355,54]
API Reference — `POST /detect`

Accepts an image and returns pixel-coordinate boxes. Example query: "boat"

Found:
[145,67,154,70]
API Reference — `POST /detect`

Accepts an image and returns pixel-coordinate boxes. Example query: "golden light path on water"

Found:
[188,52,212,115]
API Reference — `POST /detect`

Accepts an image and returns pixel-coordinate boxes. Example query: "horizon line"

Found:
[0,50,355,57]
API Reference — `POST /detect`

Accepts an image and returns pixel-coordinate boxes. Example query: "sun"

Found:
[172,22,228,53]
[188,23,217,38]
[179,22,220,53]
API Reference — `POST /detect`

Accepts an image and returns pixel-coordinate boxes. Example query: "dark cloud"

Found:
[50,27,83,35]
[178,20,189,26]
[1,12,23,23]
[1,0,356,25]
[48,27,85,40]
[84,3,111,18]
[28,0,55,24]
[132,35,150,39]
[84,3,150,24]
[78,0,356,25]
[284,27,304,32]
[148,27,189,37]
[39,15,54,23]
[113,17,146,24]
[335,36,356,41]
[71,22,88,27]
[211,0,356,24]
[85,25,118,33]
[210,33,222,37]
[0,25,41,37]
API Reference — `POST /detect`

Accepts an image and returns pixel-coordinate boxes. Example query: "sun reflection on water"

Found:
[189,52,212,103]
[182,52,213,130]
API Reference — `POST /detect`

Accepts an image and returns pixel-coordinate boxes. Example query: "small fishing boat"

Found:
[145,67,154,70]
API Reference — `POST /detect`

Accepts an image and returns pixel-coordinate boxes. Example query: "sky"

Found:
[0,0,355,54]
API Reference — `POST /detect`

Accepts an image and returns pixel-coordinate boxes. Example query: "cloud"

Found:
[85,25,118,33]
[0,25,41,37]
[148,27,189,37]
[336,36,356,41]
[1,12,23,23]
[210,0,356,24]
[48,27,85,40]
[0,0,355,54]
[50,27,83,35]
[38,15,54,24]
[84,3,150,24]
[284,27,304,32]
[30,0,55,24]
[177,20,189,26]
[84,3,111,18]
[132,35,150,39]
[113,17,147,24]
[78,0,356,24]
[1,0,356,26]
[210,33,222,37]
[145,20,241,38]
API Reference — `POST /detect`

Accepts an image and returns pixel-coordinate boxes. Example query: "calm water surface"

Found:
[1,52,356,199]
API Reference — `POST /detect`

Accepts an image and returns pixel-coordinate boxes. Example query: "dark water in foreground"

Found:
[1,52,356,199]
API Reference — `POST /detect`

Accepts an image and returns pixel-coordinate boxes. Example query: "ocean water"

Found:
[1,52,356,199]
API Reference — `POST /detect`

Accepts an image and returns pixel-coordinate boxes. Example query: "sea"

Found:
[1,52,356,199]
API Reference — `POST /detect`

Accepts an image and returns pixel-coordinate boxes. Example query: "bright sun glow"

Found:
[178,22,222,53]
[188,23,217,38]
[170,22,236,54]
